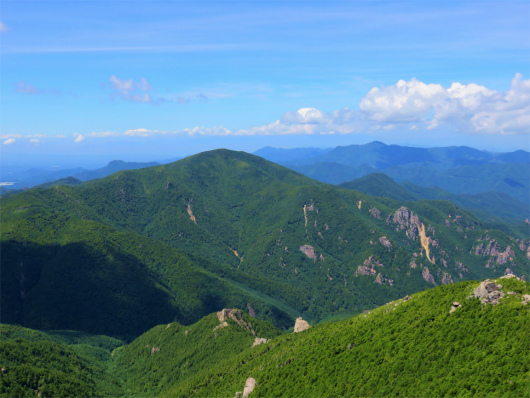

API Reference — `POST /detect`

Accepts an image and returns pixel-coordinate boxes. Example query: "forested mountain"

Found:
[340,173,530,227]
[2,277,529,397]
[255,143,530,204]
[2,149,528,341]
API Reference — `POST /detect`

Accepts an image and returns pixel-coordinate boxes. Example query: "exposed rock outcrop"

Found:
[187,201,197,224]
[374,273,394,286]
[252,337,269,347]
[217,309,256,336]
[300,245,317,260]
[442,273,454,285]
[386,207,420,239]
[422,267,436,285]
[355,256,383,276]
[449,301,460,314]
[472,280,505,305]
[379,236,392,248]
[474,240,515,265]
[387,207,434,263]
[293,317,310,333]
[369,207,381,219]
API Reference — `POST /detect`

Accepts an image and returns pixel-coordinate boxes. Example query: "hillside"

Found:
[340,173,530,227]
[2,149,529,339]
[2,277,528,397]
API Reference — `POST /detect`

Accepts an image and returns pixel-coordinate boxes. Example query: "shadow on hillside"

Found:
[1,240,180,340]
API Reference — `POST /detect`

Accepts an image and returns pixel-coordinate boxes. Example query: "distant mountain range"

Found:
[254,141,530,206]
[1,160,160,191]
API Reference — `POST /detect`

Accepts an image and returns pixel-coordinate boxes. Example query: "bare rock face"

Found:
[474,240,515,265]
[379,236,392,248]
[369,207,381,219]
[386,207,420,240]
[252,337,269,347]
[442,272,454,285]
[242,377,256,398]
[299,245,317,260]
[217,309,256,336]
[355,256,383,276]
[374,273,394,286]
[522,295,530,305]
[293,317,310,333]
[422,267,436,285]
[472,280,505,305]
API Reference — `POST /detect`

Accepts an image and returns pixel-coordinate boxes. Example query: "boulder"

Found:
[293,317,310,333]
[472,280,505,305]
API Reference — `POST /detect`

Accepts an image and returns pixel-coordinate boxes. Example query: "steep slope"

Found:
[112,310,281,396]
[166,277,530,397]
[2,149,528,337]
[2,278,529,397]
[341,173,530,226]
[1,203,294,338]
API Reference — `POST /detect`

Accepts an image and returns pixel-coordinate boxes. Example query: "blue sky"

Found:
[1,0,529,168]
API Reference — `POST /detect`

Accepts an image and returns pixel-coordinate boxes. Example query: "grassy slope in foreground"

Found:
[166,277,530,398]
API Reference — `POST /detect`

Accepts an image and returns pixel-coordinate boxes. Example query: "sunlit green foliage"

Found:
[166,278,530,398]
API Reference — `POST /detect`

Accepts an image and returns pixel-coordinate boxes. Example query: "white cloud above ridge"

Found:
[358,73,530,135]
[3,138,16,145]
[8,75,528,144]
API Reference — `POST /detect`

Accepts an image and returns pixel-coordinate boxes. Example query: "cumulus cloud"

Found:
[3,138,16,145]
[359,74,530,135]
[74,134,85,143]
[360,79,446,122]
[30,139,40,146]
[0,21,8,33]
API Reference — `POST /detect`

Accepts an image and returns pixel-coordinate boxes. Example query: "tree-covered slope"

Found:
[1,203,294,338]
[2,277,529,397]
[340,173,530,227]
[0,324,125,398]
[165,277,530,398]
[112,310,281,397]
[2,149,529,338]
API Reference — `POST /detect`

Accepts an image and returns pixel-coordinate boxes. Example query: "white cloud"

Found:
[0,21,8,33]
[30,139,40,146]
[124,128,157,136]
[74,134,85,143]
[359,79,446,122]
[358,74,530,135]
[3,138,16,145]
[109,75,153,103]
